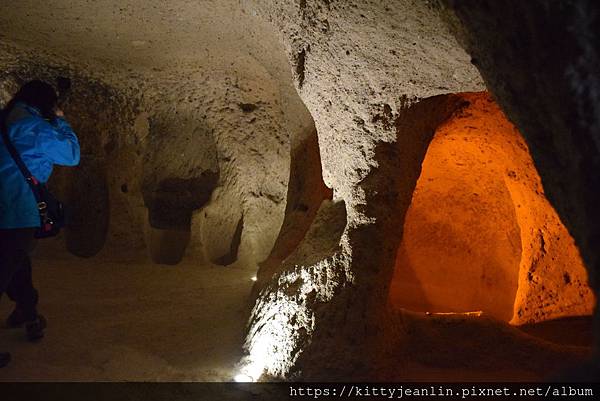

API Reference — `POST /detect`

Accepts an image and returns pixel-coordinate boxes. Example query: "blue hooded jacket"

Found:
[0,102,80,229]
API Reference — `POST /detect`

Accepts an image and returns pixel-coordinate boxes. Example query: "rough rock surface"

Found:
[444,0,600,353]
[243,0,484,378]
[0,0,597,382]
[390,92,594,324]
[0,0,313,268]
[255,126,332,291]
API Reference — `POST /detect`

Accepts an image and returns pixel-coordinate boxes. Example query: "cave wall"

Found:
[255,125,332,290]
[1,0,597,381]
[0,51,144,260]
[443,0,600,350]
[391,94,524,321]
[253,0,483,212]
[243,0,485,379]
[0,28,304,268]
[246,0,599,379]
[390,92,594,324]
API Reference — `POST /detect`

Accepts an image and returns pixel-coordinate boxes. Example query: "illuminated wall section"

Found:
[389,92,595,324]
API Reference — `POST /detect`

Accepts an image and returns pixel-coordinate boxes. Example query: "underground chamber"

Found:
[389,92,594,336]
[1,0,599,385]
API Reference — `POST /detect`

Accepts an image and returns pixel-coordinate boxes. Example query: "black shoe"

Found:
[0,352,10,368]
[6,307,27,328]
[25,315,47,342]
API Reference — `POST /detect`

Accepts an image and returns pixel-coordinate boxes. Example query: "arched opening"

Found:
[389,92,594,328]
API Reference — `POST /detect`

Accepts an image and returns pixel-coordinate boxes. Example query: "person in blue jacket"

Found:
[0,80,80,367]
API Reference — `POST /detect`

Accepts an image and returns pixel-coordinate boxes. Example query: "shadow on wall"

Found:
[198,187,245,267]
[141,112,220,265]
[255,125,332,290]
[56,157,110,258]
[389,92,595,324]
[214,213,244,266]
[144,173,219,265]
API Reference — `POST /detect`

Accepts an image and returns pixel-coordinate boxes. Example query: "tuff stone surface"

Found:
[0,0,596,381]
[444,0,600,353]
[0,0,311,267]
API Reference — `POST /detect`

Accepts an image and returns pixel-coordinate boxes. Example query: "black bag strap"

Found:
[0,117,44,203]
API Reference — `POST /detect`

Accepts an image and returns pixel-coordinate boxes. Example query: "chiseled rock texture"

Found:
[444,0,600,351]
[1,0,597,381]
[389,92,594,325]
[0,1,309,267]
[244,0,485,378]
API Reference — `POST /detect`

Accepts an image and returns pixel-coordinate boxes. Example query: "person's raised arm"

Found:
[34,110,80,166]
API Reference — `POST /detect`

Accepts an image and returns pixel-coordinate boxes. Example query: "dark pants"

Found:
[0,228,38,321]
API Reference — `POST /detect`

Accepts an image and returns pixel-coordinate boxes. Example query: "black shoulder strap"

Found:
[1,121,36,184]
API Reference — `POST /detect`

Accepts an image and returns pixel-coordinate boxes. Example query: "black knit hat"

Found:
[14,80,58,118]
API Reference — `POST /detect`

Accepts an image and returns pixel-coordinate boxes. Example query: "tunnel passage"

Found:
[141,113,220,265]
[389,92,595,323]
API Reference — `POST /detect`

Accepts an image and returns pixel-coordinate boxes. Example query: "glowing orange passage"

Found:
[389,92,594,323]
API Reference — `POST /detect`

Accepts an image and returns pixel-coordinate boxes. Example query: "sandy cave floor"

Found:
[0,253,593,382]
[0,255,255,382]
